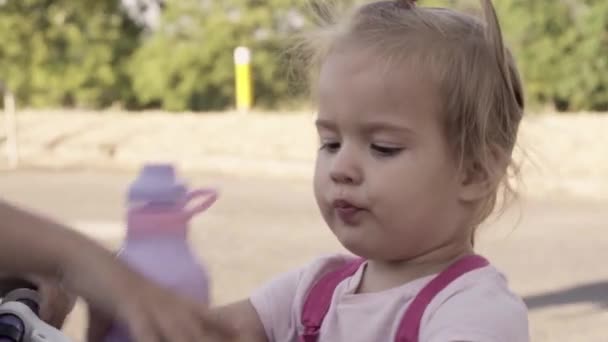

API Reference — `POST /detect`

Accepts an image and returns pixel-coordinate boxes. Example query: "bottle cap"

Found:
[127,163,186,205]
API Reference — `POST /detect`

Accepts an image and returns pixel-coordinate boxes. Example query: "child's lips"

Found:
[332,199,365,224]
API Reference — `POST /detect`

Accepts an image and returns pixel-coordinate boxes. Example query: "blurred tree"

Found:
[423,0,608,112]
[496,0,608,111]
[128,0,313,111]
[1,0,606,112]
[0,0,141,108]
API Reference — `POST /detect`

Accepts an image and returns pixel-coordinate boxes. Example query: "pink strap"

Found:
[395,254,489,342]
[300,259,365,342]
[299,255,489,342]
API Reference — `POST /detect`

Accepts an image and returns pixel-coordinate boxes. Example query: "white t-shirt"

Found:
[250,254,529,342]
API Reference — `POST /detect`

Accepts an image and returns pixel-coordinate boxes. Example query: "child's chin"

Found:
[336,234,377,259]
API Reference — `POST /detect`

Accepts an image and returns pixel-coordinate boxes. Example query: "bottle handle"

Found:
[184,188,218,219]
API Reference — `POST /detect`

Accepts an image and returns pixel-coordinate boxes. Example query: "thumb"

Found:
[30,276,75,329]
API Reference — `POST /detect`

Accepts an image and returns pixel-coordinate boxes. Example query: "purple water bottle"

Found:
[103,163,218,342]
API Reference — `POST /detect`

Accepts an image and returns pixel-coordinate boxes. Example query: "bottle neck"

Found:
[126,206,190,239]
[122,234,191,261]
[126,227,189,240]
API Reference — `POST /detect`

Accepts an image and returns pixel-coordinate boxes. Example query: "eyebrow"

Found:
[315,118,415,136]
[361,121,416,136]
[315,118,337,130]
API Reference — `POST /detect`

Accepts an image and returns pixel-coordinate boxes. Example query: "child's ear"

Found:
[458,146,509,203]
[458,160,496,203]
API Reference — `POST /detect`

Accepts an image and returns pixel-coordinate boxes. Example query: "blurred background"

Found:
[0,0,606,341]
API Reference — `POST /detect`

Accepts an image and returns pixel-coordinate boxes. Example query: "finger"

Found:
[126,310,163,342]
[26,275,74,328]
[38,288,52,323]
[36,280,60,326]
[148,306,202,342]
[144,293,215,342]
[86,305,113,342]
[199,307,237,339]
[181,308,224,342]
[176,313,207,342]
[40,282,74,328]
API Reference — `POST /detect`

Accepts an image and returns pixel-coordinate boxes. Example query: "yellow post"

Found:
[234,46,253,113]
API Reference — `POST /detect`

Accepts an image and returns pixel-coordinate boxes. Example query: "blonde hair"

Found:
[296,0,525,227]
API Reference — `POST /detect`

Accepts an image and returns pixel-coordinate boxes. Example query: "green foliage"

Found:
[423,0,608,112]
[1,0,607,112]
[0,0,141,108]
[127,0,308,111]
[497,0,608,111]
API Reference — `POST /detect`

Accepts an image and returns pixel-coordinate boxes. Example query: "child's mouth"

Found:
[333,200,364,224]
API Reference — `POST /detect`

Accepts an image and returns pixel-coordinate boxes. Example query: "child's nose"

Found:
[329,146,362,185]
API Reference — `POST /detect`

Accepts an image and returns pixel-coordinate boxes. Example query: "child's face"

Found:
[313,50,473,261]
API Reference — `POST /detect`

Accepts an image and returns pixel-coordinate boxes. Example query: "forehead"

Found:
[316,49,442,131]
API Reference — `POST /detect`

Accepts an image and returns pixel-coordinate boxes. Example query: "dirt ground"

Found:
[1,110,607,201]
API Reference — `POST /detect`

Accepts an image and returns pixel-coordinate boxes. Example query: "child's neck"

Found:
[357,242,474,294]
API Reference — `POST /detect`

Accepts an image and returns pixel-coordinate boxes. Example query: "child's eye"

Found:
[371,144,403,157]
[319,141,341,153]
